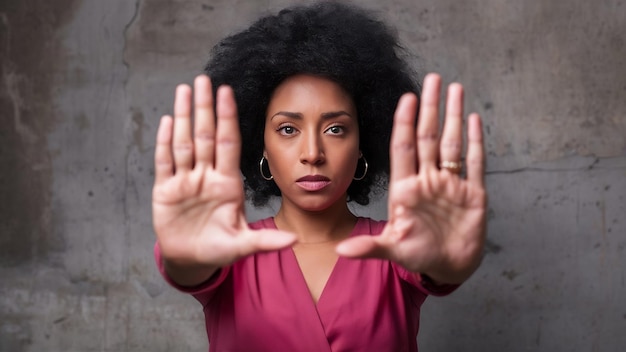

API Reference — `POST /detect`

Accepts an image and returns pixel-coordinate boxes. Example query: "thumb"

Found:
[336,235,391,259]
[245,229,297,253]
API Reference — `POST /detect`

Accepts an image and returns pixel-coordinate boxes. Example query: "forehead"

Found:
[266,74,356,116]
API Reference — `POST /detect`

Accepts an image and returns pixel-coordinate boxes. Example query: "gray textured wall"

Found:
[1,0,625,351]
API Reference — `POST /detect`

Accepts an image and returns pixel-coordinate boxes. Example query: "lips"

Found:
[296,175,331,191]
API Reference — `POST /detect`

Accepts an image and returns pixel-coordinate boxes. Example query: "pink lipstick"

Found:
[296,175,331,191]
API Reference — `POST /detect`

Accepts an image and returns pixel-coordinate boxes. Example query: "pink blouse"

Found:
[155,217,457,351]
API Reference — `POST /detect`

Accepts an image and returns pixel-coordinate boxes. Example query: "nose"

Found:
[300,131,325,165]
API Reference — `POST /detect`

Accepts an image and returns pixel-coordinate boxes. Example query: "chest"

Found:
[210,252,424,352]
[292,244,339,304]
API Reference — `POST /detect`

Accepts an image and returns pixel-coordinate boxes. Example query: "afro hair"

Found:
[204,1,419,207]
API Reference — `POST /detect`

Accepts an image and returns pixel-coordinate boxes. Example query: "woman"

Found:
[152,2,486,351]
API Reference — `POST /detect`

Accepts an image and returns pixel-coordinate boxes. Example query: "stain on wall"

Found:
[0,2,80,348]
[0,0,79,266]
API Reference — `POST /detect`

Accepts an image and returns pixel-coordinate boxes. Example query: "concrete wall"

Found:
[1,0,624,351]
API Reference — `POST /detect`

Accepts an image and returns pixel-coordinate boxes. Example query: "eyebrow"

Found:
[270,110,354,120]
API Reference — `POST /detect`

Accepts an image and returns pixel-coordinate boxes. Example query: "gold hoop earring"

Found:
[353,156,368,181]
[259,156,273,181]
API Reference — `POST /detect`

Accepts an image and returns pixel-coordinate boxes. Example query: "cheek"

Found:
[264,143,295,177]
[337,146,361,177]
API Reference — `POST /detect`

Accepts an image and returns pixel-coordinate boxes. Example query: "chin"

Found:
[298,202,334,213]
[282,187,349,213]
[297,197,347,213]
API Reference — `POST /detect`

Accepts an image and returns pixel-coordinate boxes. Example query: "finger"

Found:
[193,75,216,167]
[439,83,464,167]
[173,84,194,172]
[154,115,174,185]
[466,113,485,187]
[215,86,242,174]
[390,93,419,182]
[416,73,442,172]
[335,235,392,259]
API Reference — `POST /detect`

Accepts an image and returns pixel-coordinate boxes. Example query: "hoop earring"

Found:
[259,156,273,181]
[353,156,368,181]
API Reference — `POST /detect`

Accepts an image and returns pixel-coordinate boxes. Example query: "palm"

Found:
[383,170,486,275]
[337,74,486,284]
[153,167,247,267]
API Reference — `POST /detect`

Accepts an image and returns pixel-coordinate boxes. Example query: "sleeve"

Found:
[154,241,230,306]
[392,263,459,296]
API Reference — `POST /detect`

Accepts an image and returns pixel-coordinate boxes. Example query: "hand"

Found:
[152,75,296,286]
[336,73,487,284]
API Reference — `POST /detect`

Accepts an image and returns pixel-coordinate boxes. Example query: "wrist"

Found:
[163,258,220,287]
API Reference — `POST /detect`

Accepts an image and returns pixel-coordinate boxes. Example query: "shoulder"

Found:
[248,217,277,230]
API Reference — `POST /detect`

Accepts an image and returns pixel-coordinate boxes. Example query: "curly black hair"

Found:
[204,1,419,207]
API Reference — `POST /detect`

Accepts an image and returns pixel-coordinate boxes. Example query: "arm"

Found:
[152,75,296,287]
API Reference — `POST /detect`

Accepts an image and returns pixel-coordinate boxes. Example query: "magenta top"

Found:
[155,217,457,351]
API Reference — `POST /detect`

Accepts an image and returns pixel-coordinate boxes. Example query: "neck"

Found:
[274,199,357,244]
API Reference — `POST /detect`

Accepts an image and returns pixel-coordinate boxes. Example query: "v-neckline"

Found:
[271,217,362,307]
[294,247,341,306]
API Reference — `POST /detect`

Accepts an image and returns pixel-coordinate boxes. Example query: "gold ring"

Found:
[440,160,462,174]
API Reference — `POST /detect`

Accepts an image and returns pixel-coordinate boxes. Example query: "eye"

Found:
[278,125,297,136]
[325,125,345,135]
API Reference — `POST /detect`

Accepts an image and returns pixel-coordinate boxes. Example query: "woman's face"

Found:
[264,74,360,212]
